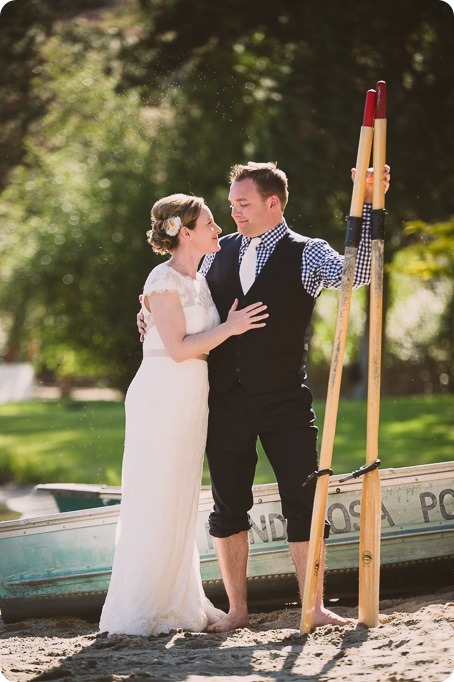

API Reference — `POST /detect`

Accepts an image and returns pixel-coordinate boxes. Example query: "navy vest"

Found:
[205,231,316,393]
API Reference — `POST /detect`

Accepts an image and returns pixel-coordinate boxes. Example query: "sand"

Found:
[1,587,453,682]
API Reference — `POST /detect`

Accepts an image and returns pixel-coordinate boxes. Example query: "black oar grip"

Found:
[302,468,333,488]
[371,209,387,240]
[345,216,363,248]
[339,459,381,483]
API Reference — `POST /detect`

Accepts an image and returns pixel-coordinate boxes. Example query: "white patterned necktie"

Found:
[239,237,261,294]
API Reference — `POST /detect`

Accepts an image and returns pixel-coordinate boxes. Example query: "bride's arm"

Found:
[144,292,268,363]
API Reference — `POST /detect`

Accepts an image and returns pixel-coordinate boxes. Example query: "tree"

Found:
[0,0,113,192]
[0,26,162,389]
[118,0,454,244]
[1,0,453,393]
[114,0,454,395]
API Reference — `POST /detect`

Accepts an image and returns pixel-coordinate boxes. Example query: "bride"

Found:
[99,193,267,637]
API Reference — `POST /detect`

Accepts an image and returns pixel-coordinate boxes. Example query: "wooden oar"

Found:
[300,89,376,635]
[358,79,387,627]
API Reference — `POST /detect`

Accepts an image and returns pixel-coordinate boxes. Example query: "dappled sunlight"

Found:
[387,278,452,363]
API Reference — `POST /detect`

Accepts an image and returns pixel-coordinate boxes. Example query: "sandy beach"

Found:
[1,587,453,681]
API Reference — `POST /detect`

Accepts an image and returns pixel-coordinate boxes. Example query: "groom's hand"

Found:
[351,164,391,204]
[137,295,146,342]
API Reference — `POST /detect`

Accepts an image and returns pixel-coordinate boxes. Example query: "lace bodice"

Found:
[142,262,220,351]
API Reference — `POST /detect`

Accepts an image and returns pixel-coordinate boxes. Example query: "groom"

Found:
[139,161,390,632]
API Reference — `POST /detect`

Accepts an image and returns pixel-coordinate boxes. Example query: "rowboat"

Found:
[34,483,121,513]
[0,461,453,623]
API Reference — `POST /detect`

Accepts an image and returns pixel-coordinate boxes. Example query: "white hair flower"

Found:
[164,216,182,237]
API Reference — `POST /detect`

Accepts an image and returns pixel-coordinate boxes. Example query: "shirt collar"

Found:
[241,219,289,248]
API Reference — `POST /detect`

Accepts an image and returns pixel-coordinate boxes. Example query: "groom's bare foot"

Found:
[313,606,355,629]
[207,610,250,633]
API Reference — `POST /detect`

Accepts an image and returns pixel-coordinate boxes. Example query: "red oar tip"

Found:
[375,80,387,119]
[363,89,376,127]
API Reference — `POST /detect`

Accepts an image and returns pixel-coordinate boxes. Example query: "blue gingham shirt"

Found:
[199,204,372,298]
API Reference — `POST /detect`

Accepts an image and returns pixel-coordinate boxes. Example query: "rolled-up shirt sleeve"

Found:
[302,203,371,297]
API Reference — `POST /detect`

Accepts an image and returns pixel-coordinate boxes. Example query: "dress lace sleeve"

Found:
[142,264,187,298]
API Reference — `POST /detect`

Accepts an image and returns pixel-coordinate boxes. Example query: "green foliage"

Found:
[1,0,453,392]
[0,0,114,191]
[384,217,454,394]
[0,396,452,486]
[392,217,454,280]
[309,288,367,368]
[0,28,164,387]
[120,0,454,244]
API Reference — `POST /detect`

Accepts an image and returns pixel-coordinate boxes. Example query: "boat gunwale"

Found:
[34,461,454,499]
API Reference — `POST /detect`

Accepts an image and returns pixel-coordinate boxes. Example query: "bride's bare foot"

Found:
[106,632,130,639]
[313,606,355,629]
[207,610,250,633]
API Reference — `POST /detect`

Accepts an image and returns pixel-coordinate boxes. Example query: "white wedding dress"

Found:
[99,262,224,636]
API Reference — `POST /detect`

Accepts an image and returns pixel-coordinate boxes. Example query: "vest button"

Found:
[235,368,241,374]
[236,351,242,356]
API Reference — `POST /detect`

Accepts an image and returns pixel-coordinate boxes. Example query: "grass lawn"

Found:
[0,395,452,487]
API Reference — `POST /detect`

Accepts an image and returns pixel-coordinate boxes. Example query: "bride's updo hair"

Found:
[147,193,205,255]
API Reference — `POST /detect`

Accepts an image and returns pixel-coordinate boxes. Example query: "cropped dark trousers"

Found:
[206,380,331,543]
